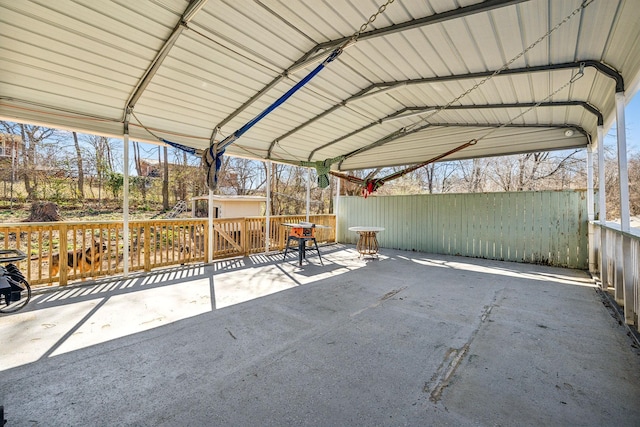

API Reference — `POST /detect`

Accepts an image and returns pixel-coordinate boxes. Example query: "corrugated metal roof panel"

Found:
[341,126,587,170]
[1,0,639,172]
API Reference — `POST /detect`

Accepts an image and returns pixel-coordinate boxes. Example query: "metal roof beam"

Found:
[378,101,602,126]
[298,62,615,160]
[312,0,528,55]
[337,122,588,170]
[345,106,596,158]
[228,59,624,150]
[413,101,603,125]
[307,101,604,161]
[250,0,527,157]
[124,0,208,117]
[348,61,623,103]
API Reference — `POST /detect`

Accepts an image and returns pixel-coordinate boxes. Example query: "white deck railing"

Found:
[591,221,640,332]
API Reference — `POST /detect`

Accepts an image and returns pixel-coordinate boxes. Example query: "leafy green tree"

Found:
[106,171,123,199]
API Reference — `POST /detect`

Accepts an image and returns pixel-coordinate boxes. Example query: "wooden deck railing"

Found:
[0,214,335,287]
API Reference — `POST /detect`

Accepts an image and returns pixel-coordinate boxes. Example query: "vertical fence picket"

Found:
[338,191,589,269]
[0,215,335,287]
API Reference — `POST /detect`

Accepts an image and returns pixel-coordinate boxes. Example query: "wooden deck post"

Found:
[242,218,248,256]
[58,224,68,286]
[144,223,151,272]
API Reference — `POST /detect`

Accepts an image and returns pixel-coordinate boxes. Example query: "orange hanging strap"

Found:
[329,139,477,197]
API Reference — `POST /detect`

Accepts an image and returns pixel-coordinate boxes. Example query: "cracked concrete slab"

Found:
[1,245,639,426]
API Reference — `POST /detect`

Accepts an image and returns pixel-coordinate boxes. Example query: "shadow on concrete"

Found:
[1,246,639,426]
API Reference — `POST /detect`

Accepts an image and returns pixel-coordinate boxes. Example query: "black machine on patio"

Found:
[0,249,31,315]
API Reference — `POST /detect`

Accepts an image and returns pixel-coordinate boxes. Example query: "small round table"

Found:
[348,226,385,258]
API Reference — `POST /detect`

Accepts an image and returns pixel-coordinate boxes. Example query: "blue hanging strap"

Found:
[161,138,200,156]
[225,47,343,150]
[204,47,344,190]
[205,145,225,190]
[154,139,222,188]
[151,1,398,191]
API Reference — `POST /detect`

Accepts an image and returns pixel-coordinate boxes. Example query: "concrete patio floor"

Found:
[1,244,639,426]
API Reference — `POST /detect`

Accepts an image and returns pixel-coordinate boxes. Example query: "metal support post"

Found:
[123,133,130,276]
[615,92,631,233]
[306,167,311,222]
[586,143,594,221]
[266,161,271,253]
[208,189,214,263]
[597,125,608,289]
[586,143,596,273]
[335,176,341,241]
[615,92,632,323]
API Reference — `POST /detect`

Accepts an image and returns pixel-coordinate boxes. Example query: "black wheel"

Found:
[0,278,31,314]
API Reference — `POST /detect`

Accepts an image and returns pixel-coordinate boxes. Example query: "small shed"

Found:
[190,195,266,219]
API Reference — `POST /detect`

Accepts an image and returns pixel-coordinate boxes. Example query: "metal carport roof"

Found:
[1,0,639,172]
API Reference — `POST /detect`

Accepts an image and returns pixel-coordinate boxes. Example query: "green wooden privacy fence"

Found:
[337,190,589,269]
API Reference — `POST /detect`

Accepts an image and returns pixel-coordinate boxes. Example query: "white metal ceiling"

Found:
[1,0,639,171]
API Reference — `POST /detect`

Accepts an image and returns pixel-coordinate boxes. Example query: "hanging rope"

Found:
[328,0,594,198]
[331,60,586,198]
[202,0,396,190]
[474,63,585,143]
[130,110,204,156]
[342,0,594,162]
[405,0,594,132]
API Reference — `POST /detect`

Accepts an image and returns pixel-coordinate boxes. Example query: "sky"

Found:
[606,92,640,152]
[39,90,640,176]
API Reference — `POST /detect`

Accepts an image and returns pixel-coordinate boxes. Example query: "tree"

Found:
[515,151,582,190]
[72,131,84,200]
[424,163,437,193]
[0,122,57,200]
[162,145,169,210]
[106,171,123,199]
[83,134,116,203]
[132,141,148,202]
[598,144,640,221]
[458,158,488,193]
[629,152,640,216]
[166,148,203,203]
[218,157,265,195]
[264,163,309,214]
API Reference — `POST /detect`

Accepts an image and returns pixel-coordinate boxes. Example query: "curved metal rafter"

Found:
[345,60,624,102]
[389,101,603,125]
[337,123,589,170]
[309,0,529,63]
[206,0,530,154]
[309,100,601,163]
[124,0,209,126]
[268,60,619,160]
